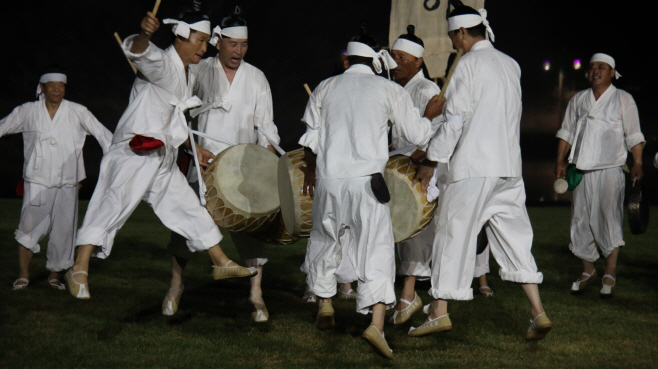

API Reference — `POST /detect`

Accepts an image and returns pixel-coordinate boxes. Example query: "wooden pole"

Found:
[114,32,137,74]
[303,84,312,97]
[437,48,464,100]
[152,0,162,16]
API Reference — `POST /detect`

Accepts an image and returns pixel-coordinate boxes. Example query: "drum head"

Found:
[385,169,421,243]
[628,180,649,235]
[278,154,299,236]
[213,144,279,216]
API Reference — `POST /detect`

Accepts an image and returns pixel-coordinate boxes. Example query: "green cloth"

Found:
[566,164,583,191]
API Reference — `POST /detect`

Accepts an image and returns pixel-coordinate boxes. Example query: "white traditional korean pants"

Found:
[569,167,625,262]
[396,217,434,279]
[429,177,542,301]
[167,180,268,267]
[305,177,396,314]
[473,245,490,278]
[15,182,78,272]
[76,142,222,258]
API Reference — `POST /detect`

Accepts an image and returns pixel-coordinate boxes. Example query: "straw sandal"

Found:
[571,270,597,293]
[338,288,357,300]
[479,285,494,297]
[316,301,335,330]
[408,313,452,337]
[250,294,269,323]
[48,278,66,290]
[65,269,90,299]
[525,313,552,341]
[13,278,29,290]
[389,292,422,325]
[212,260,257,280]
[162,285,184,316]
[600,274,616,297]
[362,325,393,359]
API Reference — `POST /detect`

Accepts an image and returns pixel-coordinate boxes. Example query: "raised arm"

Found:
[130,12,159,55]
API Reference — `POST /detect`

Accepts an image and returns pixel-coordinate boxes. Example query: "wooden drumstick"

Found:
[303,83,312,97]
[437,48,464,100]
[152,0,162,17]
[114,32,137,74]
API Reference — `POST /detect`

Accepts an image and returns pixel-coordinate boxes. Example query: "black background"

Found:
[0,0,654,202]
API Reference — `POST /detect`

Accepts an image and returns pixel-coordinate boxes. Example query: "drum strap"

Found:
[256,127,286,156]
[389,145,416,157]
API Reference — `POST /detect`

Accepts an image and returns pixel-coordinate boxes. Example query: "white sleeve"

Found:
[122,35,167,86]
[80,109,113,154]
[254,79,280,148]
[426,115,463,163]
[556,96,577,144]
[299,85,322,154]
[620,93,645,150]
[0,105,27,137]
[389,88,432,149]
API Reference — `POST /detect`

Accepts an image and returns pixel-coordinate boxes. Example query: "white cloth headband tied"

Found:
[590,53,621,79]
[448,8,495,42]
[209,26,248,46]
[392,38,425,58]
[36,73,67,100]
[346,41,398,78]
[163,19,211,39]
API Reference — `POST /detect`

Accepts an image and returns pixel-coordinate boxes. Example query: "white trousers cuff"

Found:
[186,228,222,252]
[428,287,473,301]
[356,279,396,315]
[498,269,543,284]
[397,261,432,278]
[46,260,74,273]
[473,263,490,278]
[244,258,268,267]
[15,231,41,253]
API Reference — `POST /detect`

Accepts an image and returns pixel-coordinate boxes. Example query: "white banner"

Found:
[389,0,485,79]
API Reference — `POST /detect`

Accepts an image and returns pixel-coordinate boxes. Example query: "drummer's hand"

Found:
[266,145,276,154]
[409,149,426,168]
[196,144,216,175]
[423,95,446,120]
[301,165,316,199]
[413,162,435,195]
[630,163,643,181]
[555,161,567,179]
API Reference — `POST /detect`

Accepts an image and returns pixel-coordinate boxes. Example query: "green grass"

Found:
[0,199,657,368]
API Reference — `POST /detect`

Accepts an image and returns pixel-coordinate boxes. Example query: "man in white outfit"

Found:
[66,10,256,300]
[299,27,444,358]
[410,6,551,341]
[165,7,280,322]
[555,53,644,297]
[0,68,112,290]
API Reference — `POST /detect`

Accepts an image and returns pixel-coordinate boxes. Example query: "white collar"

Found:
[470,40,493,52]
[344,64,375,75]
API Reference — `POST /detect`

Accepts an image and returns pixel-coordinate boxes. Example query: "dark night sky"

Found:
[0,0,655,200]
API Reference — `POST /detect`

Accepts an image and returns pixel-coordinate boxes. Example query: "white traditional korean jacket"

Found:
[0,99,112,187]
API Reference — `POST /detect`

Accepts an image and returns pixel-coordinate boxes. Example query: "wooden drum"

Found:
[203,144,280,232]
[277,148,313,238]
[385,155,437,243]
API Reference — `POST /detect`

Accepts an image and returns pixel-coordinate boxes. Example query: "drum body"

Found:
[385,155,437,243]
[203,144,280,232]
[278,148,313,238]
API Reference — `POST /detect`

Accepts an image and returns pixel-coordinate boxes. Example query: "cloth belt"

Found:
[189,96,232,118]
[169,96,203,148]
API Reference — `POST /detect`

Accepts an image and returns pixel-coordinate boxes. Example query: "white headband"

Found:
[346,41,398,78]
[209,25,248,46]
[392,38,425,58]
[448,8,495,42]
[590,53,621,79]
[163,19,211,39]
[36,73,67,100]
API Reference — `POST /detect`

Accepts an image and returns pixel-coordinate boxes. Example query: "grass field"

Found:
[0,199,656,368]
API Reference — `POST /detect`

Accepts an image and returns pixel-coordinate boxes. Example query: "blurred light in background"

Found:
[544,60,550,71]
[573,59,581,70]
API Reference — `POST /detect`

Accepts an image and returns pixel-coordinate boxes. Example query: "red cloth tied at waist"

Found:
[16,179,24,197]
[129,135,164,152]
